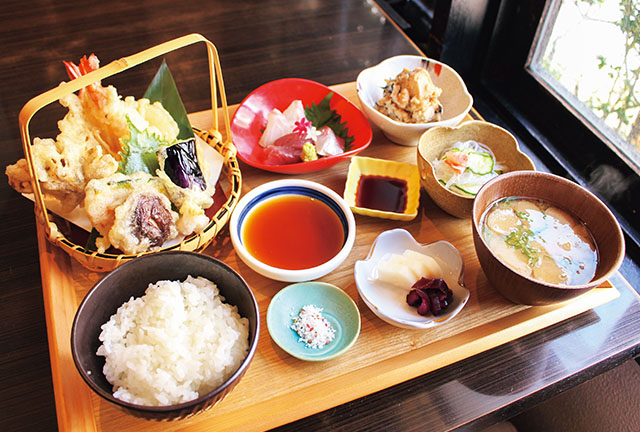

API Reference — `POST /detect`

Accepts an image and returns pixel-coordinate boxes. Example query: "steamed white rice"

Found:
[96,276,249,406]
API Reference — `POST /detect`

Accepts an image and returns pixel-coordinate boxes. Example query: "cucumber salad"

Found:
[432,140,505,196]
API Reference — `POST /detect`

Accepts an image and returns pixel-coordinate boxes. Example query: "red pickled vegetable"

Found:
[406,290,422,307]
[429,293,443,315]
[406,277,454,317]
[417,300,431,316]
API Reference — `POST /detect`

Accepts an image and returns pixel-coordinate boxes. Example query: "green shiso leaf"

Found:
[143,60,194,140]
[118,117,166,175]
[304,92,355,151]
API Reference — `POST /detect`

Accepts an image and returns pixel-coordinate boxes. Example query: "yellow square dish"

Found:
[344,156,420,220]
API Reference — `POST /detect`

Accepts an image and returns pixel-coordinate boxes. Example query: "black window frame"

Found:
[435,0,640,271]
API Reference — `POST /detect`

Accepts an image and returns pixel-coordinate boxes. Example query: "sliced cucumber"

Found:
[466,151,494,175]
[443,148,495,175]
[453,182,484,196]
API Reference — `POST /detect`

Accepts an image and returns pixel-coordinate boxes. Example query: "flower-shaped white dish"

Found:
[356,55,473,146]
[354,229,469,329]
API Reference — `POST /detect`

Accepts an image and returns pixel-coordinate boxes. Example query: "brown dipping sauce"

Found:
[242,194,345,270]
[356,175,408,213]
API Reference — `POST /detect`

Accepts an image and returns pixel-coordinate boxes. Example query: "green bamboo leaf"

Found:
[84,228,101,253]
[143,60,194,140]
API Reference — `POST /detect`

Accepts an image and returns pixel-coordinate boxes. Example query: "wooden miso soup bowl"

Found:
[471,171,624,305]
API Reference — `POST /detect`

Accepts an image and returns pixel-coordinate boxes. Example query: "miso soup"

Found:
[480,197,598,285]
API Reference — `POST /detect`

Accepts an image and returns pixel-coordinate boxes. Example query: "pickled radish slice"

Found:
[376,253,422,287]
[374,249,442,289]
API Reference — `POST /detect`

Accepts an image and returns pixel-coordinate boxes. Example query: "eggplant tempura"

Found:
[5,54,215,254]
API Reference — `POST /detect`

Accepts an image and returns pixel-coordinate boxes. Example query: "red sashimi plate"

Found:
[230,78,373,174]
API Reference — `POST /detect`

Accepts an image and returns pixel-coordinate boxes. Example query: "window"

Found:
[438,0,639,258]
[530,0,640,174]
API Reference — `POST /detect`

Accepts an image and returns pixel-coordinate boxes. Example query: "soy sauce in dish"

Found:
[242,194,344,270]
[356,175,407,213]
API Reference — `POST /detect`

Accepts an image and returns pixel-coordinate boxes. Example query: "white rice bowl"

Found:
[96,276,249,406]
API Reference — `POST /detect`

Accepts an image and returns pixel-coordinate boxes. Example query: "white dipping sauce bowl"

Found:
[230,179,356,282]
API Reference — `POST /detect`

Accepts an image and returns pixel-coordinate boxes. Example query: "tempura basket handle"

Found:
[17,33,239,271]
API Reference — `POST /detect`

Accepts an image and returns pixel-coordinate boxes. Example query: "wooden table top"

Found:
[1,1,639,431]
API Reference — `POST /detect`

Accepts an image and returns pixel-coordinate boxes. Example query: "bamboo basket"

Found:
[18,34,242,272]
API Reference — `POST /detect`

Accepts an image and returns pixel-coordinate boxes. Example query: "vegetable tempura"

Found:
[5,54,216,255]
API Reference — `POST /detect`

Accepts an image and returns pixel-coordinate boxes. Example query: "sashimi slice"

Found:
[259,108,292,147]
[315,126,345,156]
[263,133,307,165]
[282,100,306,124]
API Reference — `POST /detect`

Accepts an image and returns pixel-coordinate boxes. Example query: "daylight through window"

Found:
[529,0,640,173]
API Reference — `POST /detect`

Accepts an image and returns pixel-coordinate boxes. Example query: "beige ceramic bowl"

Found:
[472,171,625,305]
[417,120,536,218]
[356,55,473,146]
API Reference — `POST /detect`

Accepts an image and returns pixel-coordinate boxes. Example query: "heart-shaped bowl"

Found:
[230,78,372,174]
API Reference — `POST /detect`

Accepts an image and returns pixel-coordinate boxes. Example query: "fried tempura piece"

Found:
[109,186,179,255]
[5,54,213,255]
[5,54,180,211]
[73,85,179,158]
[5,159,33,195]
[154,167,211,235]
[62,54,179,158]
[155,139,215,236]
[5,132,119,211]
[84,172,167,252]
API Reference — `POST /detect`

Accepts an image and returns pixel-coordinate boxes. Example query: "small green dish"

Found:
[267,282,361,361]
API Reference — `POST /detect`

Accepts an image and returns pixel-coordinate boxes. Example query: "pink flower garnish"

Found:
[293,117,313,137]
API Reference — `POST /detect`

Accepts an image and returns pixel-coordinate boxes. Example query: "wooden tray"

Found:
[39,82,620,431]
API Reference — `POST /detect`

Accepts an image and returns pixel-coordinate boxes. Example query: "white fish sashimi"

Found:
[259,108,293,147]
[315,126,345,156]
[282,100,306,124]
[259,99,345,158]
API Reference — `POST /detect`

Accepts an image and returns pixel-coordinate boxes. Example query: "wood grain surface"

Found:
[0,2,419,430]
[2,2,640,432]
[39,82,620,431]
